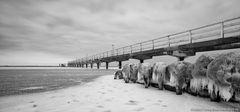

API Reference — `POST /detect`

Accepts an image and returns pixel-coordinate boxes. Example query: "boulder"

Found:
[151,62,168,90]
[114,70,123,79]
[166,61,193,95]
[122,64,131,83]
[207,52,240,102]
[138,63,153,88]
[122,63,139,83]
[129,64,138,83]
[190,54,216,95]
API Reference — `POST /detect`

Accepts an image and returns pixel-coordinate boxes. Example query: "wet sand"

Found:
[0,75,238,112]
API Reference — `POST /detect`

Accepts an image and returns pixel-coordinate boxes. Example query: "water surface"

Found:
[0,67,117,97]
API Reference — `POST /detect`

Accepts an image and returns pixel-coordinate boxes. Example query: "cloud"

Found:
[0,0,240,65]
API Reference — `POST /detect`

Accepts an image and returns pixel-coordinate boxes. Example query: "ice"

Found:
[208,79,233,101]
[190,78,209,92]
[167,72,177,86]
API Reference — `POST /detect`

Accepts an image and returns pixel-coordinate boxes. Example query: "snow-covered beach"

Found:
[0,75,238,112]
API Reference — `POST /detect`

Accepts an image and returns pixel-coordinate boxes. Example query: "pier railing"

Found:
[70,16,240,64]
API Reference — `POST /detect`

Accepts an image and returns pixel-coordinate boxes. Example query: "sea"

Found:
[0,67,117,97]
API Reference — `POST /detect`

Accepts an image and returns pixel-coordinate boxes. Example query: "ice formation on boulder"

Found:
[137,63,153,88]
[207,52,240,101]
[129,63,138,83]
[151,62,167,84]
[190,54,216,93]
[166,61,193,90]
[122,64,131,83]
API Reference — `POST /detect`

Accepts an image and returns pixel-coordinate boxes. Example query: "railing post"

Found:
[221,22,224,38]
[140,43,142,52]
[189,30,192,44]
[152,40,154,50]
[168,35,170,47]
[130,45,132,54]
[111,49,114,56]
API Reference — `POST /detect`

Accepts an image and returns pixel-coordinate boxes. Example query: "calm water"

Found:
[0,67,117,97]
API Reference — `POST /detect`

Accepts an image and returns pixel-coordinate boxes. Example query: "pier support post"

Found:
[86,64,88,68]
[97,63,100,69]
[178,57,185,61]
[106,62,109,69]
[140,59,144,63]
[118,61,122,69]
[91,63,93,68]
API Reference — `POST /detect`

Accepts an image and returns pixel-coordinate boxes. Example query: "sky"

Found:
[0,0,240,65]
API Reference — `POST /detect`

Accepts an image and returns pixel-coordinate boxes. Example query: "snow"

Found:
[0,75,237,112]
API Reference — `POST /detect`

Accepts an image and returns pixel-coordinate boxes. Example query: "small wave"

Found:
[19,86,45,91]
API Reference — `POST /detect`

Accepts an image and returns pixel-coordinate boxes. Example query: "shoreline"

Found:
[0,75,239,112]
[0,74,105,98]
[0,75,101,99]
[0,68,117,97]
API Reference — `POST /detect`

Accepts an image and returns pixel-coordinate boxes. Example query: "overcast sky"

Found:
[0,0,240,65]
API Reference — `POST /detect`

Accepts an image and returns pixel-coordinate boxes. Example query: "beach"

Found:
[0,75,239,112]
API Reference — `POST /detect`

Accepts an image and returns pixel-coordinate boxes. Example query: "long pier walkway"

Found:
[68,17,240,69]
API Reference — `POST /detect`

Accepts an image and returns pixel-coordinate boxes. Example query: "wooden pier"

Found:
[68,17,240,69]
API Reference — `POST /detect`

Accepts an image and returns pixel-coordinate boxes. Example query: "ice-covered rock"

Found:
[122,64,131,83]
[137,63,153,88]
[129,63,138,83]
[114,70,123,79]
[207,52,240,101]
[166,61,193,95]
[151,62,168,90]
[190,54,216,93]
[122,63,139,83]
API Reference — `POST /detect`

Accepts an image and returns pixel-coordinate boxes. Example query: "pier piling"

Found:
[97,63,100,69]
[118,61,122,69]
[106,62,109,69]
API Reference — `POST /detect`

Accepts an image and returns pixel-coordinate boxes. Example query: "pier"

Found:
[68,17,240,69]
